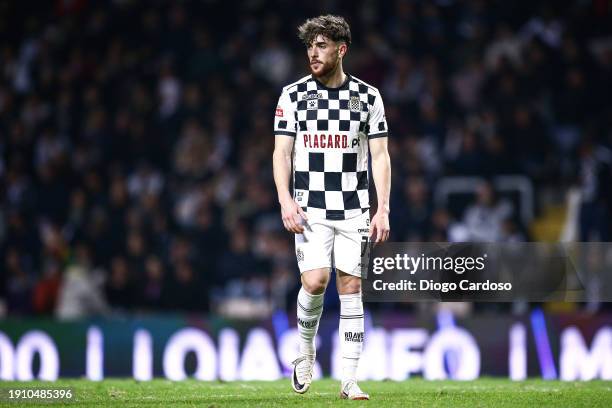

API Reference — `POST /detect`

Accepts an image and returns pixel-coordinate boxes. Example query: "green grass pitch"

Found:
[1,378,611,407]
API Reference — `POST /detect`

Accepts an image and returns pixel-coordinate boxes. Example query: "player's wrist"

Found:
[278,192,293,204]
[376,204,390,215]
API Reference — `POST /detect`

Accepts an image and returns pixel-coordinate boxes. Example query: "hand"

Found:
[280,197,308,233]
[369,210,390,244]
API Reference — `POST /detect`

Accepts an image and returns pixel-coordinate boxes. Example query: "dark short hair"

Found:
[297,15,351,47]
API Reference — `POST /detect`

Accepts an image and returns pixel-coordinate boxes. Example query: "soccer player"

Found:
[272,15,391,400]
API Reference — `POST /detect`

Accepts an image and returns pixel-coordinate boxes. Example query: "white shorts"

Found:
[295,210,370,277]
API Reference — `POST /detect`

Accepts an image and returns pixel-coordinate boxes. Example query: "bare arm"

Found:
[273,135,307,233]
[369,137,391,242]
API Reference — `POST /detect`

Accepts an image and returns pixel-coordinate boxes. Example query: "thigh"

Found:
[333,211,370,278]
[295,218,334,274]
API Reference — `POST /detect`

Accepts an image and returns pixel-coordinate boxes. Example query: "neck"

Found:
[316,64,346,88]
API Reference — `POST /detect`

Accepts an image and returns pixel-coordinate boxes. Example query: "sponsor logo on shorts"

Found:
[296,247,304,263]
[344,331,364,342]
[298,318,318,328]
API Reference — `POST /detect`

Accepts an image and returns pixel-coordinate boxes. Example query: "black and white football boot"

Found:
[291,354,315,394]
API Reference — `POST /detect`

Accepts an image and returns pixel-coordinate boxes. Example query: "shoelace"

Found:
[292,356,314,383]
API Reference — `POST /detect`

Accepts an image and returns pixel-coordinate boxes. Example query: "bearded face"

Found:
[307,34,343,78]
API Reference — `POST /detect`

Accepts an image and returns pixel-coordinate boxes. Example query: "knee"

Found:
[302,271,329,295]
[302,278,328,295]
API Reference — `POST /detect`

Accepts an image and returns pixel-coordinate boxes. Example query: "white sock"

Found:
[297,287,324,356]
[339,292,364,383]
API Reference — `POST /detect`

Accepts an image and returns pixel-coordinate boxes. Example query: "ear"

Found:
[338,43,347,58]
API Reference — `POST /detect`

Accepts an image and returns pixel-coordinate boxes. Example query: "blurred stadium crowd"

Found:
[1,0,611,317]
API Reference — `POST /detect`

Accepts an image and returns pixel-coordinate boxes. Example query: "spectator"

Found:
[462,181,513,242]
[56,243,109,319]
[4,247,33,315]
[139,255,168,310]
[104,256,134,312]
[165,261,206,312]
[32,260,62,314]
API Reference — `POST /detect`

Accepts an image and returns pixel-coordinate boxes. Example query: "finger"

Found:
[292,213,305,233]
[380,226,387,242]
[289,220,301,234]
[286,220,299,234]
[297,206,308,221]
[382,229,390,242]
[369,223,376,240]
[376,224,383,243]
[281,214,291,231]
[283,215,297,233]
[294,220,305,233]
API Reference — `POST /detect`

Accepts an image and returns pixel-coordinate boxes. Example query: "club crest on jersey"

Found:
[350,96,361,112]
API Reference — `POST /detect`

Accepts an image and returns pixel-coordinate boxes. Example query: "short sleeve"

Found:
[367,92,388,139]
[274,89,297,137]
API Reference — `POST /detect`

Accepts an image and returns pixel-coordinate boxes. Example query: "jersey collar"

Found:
[312,73,351,91]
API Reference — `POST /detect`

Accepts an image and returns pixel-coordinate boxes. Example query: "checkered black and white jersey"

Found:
[274,74,388,220]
